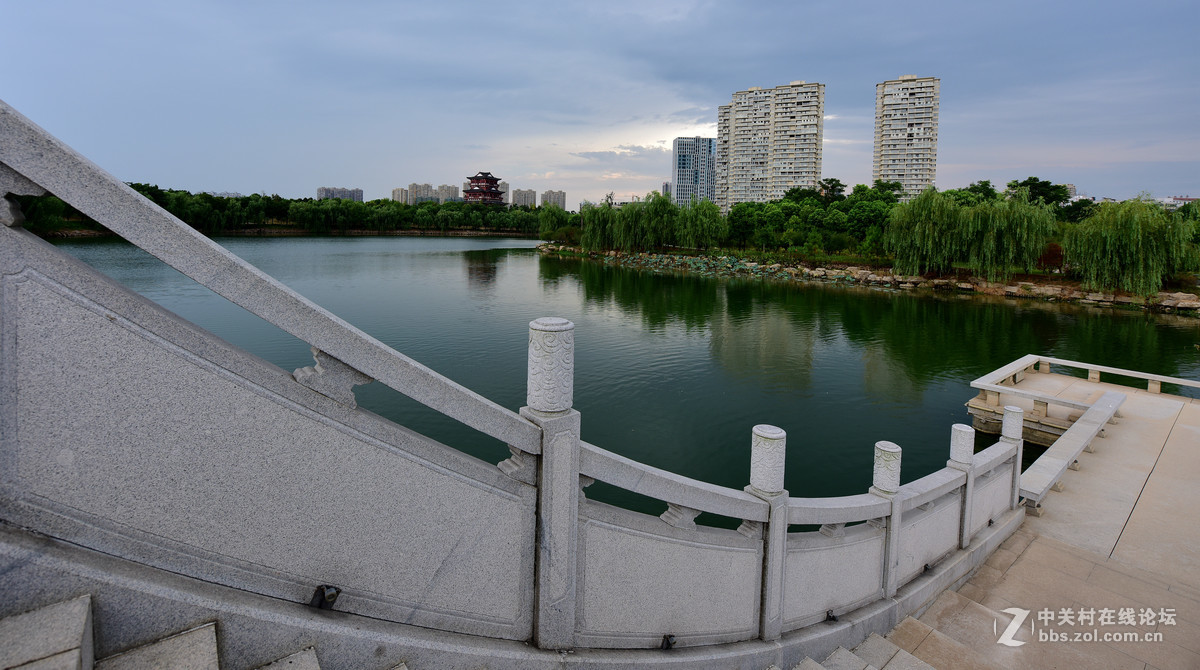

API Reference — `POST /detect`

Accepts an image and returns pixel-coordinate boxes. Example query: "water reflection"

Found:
[544,253,1200,399]
[463,248,503,290]
[51,238,1199,520]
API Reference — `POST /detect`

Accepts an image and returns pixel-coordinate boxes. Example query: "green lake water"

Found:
[54,236,1200,519]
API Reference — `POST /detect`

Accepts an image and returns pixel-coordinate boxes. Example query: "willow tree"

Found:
[958,191,1057,282]
[641,191,678,250]
[676,199,725,250]
[884,188,962,276]
[1064,199,1196,295]
[580,201,618,251]
[612,199,646,252]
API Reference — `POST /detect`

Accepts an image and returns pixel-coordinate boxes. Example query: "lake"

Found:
[54,236,1200,518]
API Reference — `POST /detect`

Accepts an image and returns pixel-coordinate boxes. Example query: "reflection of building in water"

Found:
[708,295,816,391]
[463,249,501,289]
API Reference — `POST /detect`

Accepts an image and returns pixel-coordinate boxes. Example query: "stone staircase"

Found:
[0,592,1003,670]
[0,595,405,670]
[785,620,945,670]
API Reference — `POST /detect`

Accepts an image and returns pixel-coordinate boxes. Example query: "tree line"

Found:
[15,184,562,236]
[14,177,1199,295]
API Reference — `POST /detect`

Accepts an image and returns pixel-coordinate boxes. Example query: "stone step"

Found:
[94,622,218,670]
[852,632,934,670]
[820,646,875,670]
[255,647,321,670]
[917,588,1143,670]
[0,595,93,670]
[886,613,1003,670]
[792,658,827,670]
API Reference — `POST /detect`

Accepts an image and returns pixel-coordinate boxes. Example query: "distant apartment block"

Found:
[541,189,567,210]
[511,188,537,208]
[873,75,940,200]
[391,187,408,203]
[316,187,363,202]
[436,184,460,204]
[716,81,824,212]
[662,182,671,198]
[671,136,716,205]
[407,183,436,205]
[499,181,511,205]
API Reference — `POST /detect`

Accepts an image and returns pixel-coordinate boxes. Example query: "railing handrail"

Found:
[0,99,542,453]
[787,493,891,525]
[1036,355,1200,389]
[579,441,769,522]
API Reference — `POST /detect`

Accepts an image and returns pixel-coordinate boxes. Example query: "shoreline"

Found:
[537,243,1200,316]
[36,226,539,239]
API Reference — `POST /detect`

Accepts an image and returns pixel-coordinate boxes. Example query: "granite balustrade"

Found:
[0,98,1027,660]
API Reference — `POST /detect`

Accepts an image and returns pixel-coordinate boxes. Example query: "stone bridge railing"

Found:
[0,99,1025,665]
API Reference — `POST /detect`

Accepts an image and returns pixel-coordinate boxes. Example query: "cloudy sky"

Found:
[3,1,1197,208]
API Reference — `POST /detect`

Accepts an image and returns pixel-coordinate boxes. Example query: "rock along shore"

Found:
[538,244,1200,316]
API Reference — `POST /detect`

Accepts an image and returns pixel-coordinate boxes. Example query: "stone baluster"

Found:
[869,441,903,597]
[947,424,976,549]
[522,317,580,650]
[744,424,788,641]
[1088,368,1100,383]
[1000,405,1024,510]
[1038,360,1051,374]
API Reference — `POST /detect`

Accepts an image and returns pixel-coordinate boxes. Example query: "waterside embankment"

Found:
[539,243,1200,315]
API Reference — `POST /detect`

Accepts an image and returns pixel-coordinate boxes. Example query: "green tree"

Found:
[958,191,1057,282]
[642,191,678,250]
[884,188,962,276]
[1058,198,1097,223]
[538,204,569,238]
[817,178,847,206]
[580,201,618,251]
[1064,199,1196,295]
[726,202,759,249]
[1005,177,1070,207]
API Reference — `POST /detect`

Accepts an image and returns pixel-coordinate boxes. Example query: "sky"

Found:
[3,0,1197,209]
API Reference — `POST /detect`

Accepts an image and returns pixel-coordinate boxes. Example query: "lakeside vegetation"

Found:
[15,177,1199,295]
[16,183,555,237]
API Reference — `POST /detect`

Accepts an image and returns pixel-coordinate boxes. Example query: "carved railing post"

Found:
[521,317,580,650]
[948,424,976,549]
[745,424,787,641]
[869,441,902,597]
[1000,405,1024,510]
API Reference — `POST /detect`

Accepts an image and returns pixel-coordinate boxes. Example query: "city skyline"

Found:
[2,1,1195,208]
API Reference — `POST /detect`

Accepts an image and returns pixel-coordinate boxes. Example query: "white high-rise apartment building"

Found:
[671,137,716,205]
[873,75,939,200]
[541,190,566,210]
[499,181,511,204]
[716,81,824,212]
[391,187,408,203]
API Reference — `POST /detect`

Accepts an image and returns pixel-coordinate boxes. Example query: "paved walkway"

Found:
[905,374,1199,669]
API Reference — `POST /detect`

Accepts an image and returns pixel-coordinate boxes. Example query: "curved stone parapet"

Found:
[0,99,541,455]
[0,97,1042,667]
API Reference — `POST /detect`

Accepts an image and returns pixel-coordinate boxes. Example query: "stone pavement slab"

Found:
[1110,401,1200,589]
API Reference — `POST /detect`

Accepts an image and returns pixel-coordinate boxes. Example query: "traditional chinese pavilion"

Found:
[463,171,505,205]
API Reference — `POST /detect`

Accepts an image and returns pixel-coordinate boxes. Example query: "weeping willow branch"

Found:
[1064,200,1197,296]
